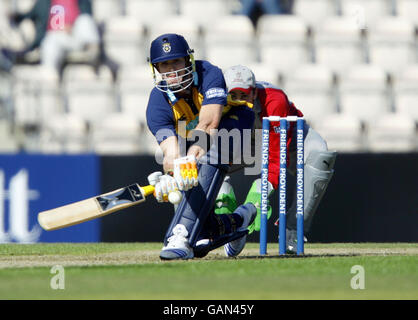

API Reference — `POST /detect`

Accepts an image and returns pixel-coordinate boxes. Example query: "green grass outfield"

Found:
[0,242,416,300]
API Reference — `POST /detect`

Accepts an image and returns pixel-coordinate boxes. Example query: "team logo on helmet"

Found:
[233,72,243,82]
[162,42,171,53]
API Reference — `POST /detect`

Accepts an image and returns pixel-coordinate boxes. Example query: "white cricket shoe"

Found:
[160,224,194,260]
[224,204,256,257]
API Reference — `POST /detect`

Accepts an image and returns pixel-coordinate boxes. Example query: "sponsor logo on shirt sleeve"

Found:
[205,87,227,99]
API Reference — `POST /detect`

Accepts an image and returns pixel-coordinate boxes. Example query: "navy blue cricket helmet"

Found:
[149,33,192,64]
[149,33,198,93]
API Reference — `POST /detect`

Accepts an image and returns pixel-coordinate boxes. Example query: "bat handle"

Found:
[141,184,182,204]
[141,185,155,196]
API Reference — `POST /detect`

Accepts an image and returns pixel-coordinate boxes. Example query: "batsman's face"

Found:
[156,58,187,86]
[229,89,256,104]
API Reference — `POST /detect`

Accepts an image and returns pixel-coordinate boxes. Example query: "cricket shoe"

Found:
[193,238,211,258]
[224,204,257,257]
[160,224,194,260]
[285,229,308,254]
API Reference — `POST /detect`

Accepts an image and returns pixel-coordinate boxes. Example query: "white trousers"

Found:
[40,14,99,70]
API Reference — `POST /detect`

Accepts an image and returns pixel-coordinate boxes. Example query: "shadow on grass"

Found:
[240,253,361,260]
[199,253,361,262]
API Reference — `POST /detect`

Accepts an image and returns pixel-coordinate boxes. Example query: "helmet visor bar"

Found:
[153,65,194,93]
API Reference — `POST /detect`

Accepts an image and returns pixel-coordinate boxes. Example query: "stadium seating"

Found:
[90,113,142,154]
[0,119,19,152]
[92,0,123,22]
[313,16,366,73]
[11,0,35,13]
[117,65,151,125]
[367,112,417,152]
[117,64,154,96]
[0,17,35,56]
[63,65,117,124]
[11,65,63,126]
[0,71,12,110]
[338,64,390,124]
[125,0,177,24]
[39,113,88,154]
[119,92,150,125]
[243,63,281,87]
[203,15,256,69]
[396,0,418,21]
[393,65,418,121]
[367,16,415,74]
[257,15,310,72]
[179,0,234,24]
[143,127,163,155]
[312,112,364,152]
[283,64,336,124]
[147,17,203,59]
[103,16,147,67]
[293,0,337,27]
[1,0,417,154]
[339,0,394,28]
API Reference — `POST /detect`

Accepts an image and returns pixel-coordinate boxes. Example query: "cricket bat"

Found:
[37,184,156,231]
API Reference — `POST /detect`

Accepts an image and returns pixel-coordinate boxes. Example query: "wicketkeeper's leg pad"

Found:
[287,150,337,232]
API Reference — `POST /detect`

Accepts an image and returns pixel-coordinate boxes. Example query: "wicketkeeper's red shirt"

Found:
[254,82,304,189]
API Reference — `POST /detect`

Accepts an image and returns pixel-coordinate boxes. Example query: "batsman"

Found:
[145,34,256,260]
[216,65,337,254]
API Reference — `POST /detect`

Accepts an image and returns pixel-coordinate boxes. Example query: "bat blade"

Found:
[38,184,154,231]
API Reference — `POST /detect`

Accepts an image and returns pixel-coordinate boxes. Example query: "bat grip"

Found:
[142,185,155,196]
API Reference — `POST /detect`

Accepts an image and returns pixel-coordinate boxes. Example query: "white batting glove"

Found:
[147,171,179,203]
[173,155,199,191]
[147,171,162,186]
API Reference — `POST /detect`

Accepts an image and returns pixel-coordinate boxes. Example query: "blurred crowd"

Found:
[0,0,416,154]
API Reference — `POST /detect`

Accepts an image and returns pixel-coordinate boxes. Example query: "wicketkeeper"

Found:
[216,65,337,254]
[145,35,256,260]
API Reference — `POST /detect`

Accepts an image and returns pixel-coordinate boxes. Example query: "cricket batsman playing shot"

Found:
[215,65,337,254]
[146,34,256,260]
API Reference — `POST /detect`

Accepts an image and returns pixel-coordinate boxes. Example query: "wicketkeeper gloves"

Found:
[245,178,274,234]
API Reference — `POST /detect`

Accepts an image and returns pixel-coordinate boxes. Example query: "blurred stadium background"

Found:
[0,0,417,155]
[0,0,417,244]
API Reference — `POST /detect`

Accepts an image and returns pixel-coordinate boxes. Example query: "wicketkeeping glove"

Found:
[245,178,274,234]
[173,155,199,191]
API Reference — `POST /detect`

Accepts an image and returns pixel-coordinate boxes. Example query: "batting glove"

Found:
[147,171,179,203]
[173,155,199,191]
